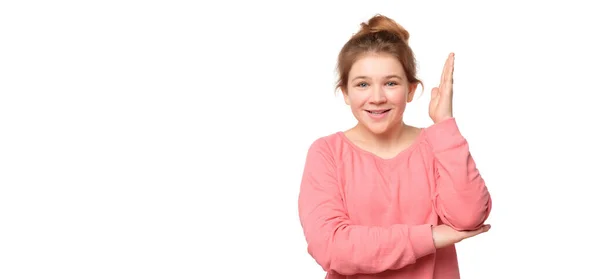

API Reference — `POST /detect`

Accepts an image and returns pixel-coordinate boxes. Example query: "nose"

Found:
[370,85,387,104]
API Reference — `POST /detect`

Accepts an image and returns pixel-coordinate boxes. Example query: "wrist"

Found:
[431,225,440,249]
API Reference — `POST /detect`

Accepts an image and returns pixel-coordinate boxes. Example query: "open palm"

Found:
[429,53,455,124]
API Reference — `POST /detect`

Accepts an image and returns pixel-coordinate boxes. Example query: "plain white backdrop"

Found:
[1,1,599,278]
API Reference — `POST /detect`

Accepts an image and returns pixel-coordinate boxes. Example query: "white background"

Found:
[1,1,599,278]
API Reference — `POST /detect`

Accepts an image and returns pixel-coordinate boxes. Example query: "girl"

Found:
[298,14,492,279]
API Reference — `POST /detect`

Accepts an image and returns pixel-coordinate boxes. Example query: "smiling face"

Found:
[343,52,417,136]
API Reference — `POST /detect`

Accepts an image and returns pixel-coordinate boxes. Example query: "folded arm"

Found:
[424,118,492,231]
[298,139,436,276]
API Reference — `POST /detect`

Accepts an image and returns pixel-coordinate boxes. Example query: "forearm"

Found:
[424,118,492,230]
[300,212,436,275]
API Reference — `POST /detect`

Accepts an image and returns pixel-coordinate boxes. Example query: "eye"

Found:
[386,81,398,86]
[356,82,368,88]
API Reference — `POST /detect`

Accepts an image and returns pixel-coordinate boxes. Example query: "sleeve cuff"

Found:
[423,117,466,152]
[409,224,436,259]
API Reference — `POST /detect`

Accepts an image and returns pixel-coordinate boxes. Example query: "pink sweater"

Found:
[298,118,492,279]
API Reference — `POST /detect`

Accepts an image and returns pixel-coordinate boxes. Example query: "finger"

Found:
[443,53,455,88]
[440,56,449,85]
[440,52,454,86]
[447,53,455,85]
[474,224,491,233]
[462,224,491,238]
[476,224,491,234]
[431,87,440,99]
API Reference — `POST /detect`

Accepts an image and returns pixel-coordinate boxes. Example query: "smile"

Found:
[365,109,391,115]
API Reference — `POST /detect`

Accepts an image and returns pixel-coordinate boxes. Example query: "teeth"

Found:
[368,110,389,114]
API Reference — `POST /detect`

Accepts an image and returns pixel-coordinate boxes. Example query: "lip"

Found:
[365,108,391,120]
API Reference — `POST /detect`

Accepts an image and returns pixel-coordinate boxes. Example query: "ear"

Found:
[406,83,418,103]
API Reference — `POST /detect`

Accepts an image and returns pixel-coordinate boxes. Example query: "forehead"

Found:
[349,53,406,78]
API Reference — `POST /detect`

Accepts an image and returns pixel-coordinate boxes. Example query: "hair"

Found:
[335,14,423,94]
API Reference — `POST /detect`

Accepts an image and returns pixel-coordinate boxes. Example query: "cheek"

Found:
[387,89,409,106]
[347,95,368,109]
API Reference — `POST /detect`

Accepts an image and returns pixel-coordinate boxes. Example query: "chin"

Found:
[359,117,404,135]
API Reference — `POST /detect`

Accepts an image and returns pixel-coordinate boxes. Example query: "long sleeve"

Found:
[297,139,436,276]
[423,118,492,231]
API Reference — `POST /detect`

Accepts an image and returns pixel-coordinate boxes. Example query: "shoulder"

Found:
[419,118,465,152]
[306,132,344,156]
[303,131,351,165]
[402,125,437,169]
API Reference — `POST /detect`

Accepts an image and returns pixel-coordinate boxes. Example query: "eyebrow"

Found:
[351,75,403,81]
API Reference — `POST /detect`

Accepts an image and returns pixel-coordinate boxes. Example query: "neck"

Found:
[354,121,409,151]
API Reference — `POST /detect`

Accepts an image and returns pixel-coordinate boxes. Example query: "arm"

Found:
[423,117,492,231]
[298,139,436,276]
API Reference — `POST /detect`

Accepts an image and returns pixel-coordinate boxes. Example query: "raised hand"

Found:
[432,224,491,249]
[429,53,455,124]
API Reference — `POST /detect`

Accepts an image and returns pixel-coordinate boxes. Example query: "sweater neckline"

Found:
[336,128,424,163]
